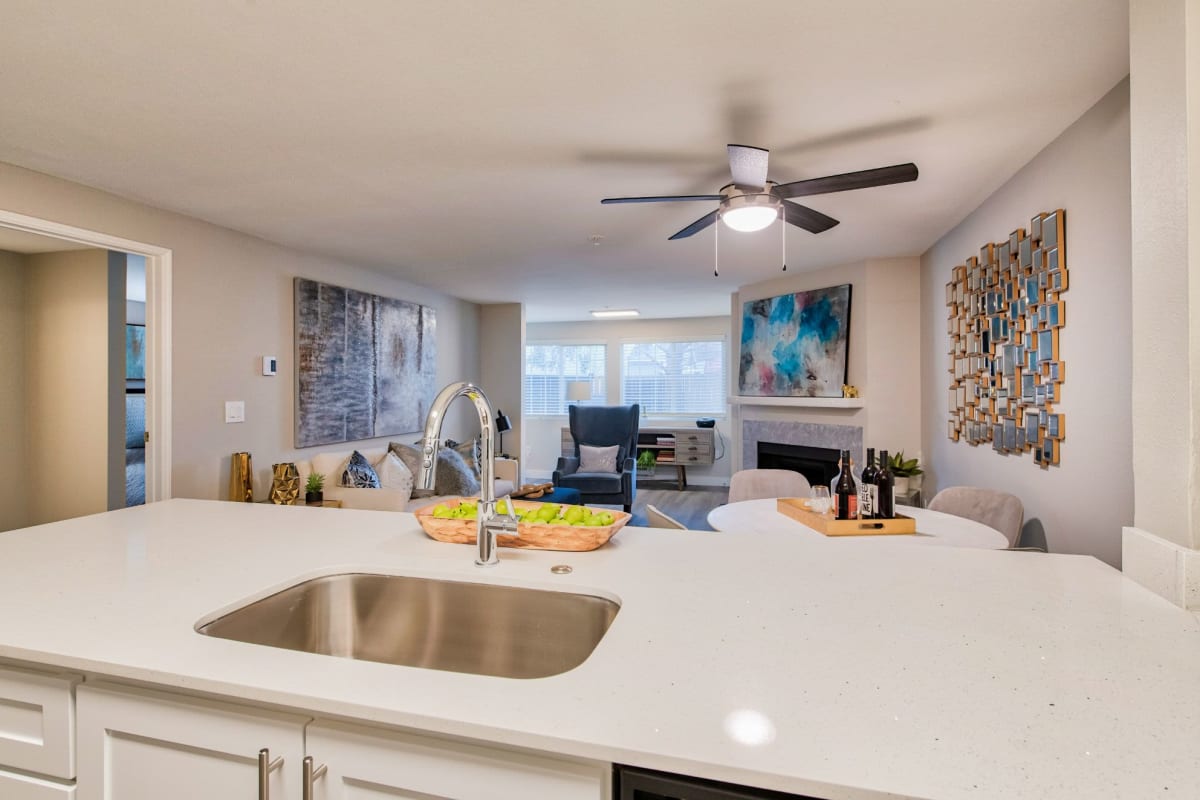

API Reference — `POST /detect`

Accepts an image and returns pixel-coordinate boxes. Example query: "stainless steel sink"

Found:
[196,573,619,679]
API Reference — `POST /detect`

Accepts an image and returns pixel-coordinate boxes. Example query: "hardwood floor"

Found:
[592,484,728,530]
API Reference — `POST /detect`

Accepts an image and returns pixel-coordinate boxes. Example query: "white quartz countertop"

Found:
[1,499,1198,800]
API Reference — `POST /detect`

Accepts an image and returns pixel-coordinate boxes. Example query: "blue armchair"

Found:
[553,404,640,512]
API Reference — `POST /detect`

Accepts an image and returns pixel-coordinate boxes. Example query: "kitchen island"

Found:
[0,499,1197,799]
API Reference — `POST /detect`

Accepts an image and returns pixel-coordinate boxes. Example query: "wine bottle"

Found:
[876,449,895,519]
[835,449,858,520]
[860,448,878,519]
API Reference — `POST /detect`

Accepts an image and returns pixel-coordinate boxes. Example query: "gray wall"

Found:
[0,250,28,530]
[479,303,525,471]
[24,250,114,524]
[0,160,482,503]
[920,78,1132,565]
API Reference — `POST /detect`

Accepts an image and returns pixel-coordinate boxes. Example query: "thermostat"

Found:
[262,356,277,376]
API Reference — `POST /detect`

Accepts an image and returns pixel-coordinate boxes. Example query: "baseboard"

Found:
[1122,526,1200,611]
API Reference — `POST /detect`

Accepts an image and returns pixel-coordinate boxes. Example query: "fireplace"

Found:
[757,441,841,489]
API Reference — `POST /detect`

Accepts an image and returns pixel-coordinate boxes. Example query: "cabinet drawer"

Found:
[0,767,75,799]
[673,431,712,445]
[309,720,608,799]
[0,666,79,780]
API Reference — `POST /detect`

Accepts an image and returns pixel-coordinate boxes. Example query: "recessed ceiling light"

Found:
[590,309,640,318]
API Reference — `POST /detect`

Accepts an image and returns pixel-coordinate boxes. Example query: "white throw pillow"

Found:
[374,451,414,503]
[310,453,350,485]
[579,444,619,473]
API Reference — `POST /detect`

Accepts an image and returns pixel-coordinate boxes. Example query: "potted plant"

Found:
[305,472,325,505]
[887,452,923,497]
[636,450,656,476]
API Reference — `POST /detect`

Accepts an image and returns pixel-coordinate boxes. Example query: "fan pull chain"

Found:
[781,209,787,271]
[713,215,720,277]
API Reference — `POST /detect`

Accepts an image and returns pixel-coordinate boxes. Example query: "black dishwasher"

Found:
[614,765,826,800]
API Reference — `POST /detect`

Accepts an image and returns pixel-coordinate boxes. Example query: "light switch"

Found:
[225,401,245,424]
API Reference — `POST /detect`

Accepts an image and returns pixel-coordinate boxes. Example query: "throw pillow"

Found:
[579,444,620,473]
[374,451,414,501]
[342,450,381,488]
[389,442,481,496]
[450,437,482,479]
[388,442,424,478]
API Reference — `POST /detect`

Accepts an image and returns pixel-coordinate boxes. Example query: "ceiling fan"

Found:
[601,145,919,240]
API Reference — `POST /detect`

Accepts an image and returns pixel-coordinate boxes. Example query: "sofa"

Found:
[294,446,517,512]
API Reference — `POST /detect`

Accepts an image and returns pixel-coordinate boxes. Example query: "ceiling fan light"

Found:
[722,204,779,232]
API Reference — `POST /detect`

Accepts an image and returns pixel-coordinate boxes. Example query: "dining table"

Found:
[706,498,1010,549]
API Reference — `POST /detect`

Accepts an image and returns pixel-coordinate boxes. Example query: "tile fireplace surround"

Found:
[741,420,864,471]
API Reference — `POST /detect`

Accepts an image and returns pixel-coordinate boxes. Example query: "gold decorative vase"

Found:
[229,452,254,502]
[270,462,300,505]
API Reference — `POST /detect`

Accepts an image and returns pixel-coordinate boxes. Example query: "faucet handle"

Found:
[498,495,519,531]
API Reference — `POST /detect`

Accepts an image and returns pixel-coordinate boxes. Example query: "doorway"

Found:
[0,210,171,530]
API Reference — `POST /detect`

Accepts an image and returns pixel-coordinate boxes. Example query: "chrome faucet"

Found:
[416,382,517,566]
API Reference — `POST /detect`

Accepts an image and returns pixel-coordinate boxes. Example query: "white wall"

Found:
[732,257,924,469]
[920,78,1132,565]
[1128,1,1199,551]
[0,160,483,502]
[0,250,28,531]
[524,316,733,484]
[24,250,113,525]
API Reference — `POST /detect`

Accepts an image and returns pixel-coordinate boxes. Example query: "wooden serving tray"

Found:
[776,497,916,536]
[413,497,631,552]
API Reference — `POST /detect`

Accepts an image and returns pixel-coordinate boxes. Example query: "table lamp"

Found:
[494,410,513,457]
[566,380,593,405]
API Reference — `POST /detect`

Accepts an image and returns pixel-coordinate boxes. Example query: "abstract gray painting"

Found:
[295,278,436,448]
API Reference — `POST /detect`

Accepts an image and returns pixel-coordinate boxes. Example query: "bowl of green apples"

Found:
[414,497,630,552]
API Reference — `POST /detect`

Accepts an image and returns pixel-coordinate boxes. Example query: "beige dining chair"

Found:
[727,469,811,504]
[927,486,1025,547]
[645,504,687,529]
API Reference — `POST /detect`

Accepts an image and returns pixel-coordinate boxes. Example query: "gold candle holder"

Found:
[270,462,300,505]
[229,452,254,502]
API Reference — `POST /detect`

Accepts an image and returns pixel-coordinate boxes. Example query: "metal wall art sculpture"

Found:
[946,210,1067,467]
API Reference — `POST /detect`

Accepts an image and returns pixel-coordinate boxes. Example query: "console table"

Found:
[561,426,714,491]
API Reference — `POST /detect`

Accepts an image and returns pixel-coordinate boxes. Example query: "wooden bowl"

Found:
[413,497,630,552]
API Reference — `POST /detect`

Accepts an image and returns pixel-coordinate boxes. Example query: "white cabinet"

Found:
[0,767,76,799]
[76,683,307,800]
[306,720,608,800]
[75,683,608,800]
[0,664,79,781]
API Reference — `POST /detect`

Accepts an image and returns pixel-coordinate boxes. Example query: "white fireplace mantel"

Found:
[729,396,865,409]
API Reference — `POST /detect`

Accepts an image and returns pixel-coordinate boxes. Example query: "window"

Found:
[523,344,607,415]
[621,339,726,415]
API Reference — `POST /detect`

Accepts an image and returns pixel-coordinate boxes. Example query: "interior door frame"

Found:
[0,209,173,503]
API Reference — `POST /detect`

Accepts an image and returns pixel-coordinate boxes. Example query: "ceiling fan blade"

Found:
[774,163,919,199]
[728,144,769,189]
[668,209,720,240]
[601,194,722,204]
[783,200,840,234]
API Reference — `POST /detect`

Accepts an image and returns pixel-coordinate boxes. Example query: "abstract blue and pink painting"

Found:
[738,284,852,397]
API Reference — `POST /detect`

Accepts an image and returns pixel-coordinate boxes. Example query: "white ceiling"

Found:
[0,1,1128,321]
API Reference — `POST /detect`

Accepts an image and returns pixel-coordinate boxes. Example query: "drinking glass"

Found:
[810,486,831,514]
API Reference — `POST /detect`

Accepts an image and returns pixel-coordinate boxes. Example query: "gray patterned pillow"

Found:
[450,437,482,479]
[342,450,381,488]
[389,442,481,496]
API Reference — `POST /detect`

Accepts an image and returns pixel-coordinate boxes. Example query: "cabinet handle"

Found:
[303,756,328,800]
[257,748,284,800]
